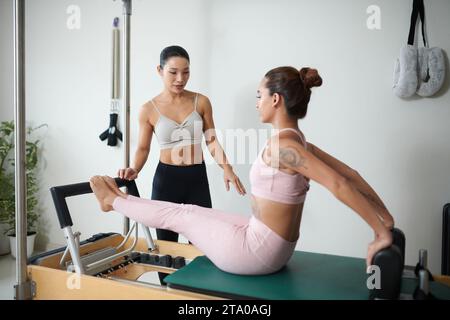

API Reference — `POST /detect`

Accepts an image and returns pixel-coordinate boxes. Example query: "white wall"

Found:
[1,0,449,274]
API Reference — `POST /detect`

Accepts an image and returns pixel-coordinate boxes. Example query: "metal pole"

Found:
[13,0,34,300]
[122,0,131,235]
[62,227,85,274]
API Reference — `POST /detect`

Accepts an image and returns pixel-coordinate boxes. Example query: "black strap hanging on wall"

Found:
[407,0,427,47]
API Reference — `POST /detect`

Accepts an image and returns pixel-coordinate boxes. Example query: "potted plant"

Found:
[0,121,15,255]
[0,174,14,255]
[0,121,45,258]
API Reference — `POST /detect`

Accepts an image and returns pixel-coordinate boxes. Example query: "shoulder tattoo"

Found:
[279,147,307,169]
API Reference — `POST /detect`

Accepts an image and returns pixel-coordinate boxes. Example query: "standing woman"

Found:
[118,46,245,280]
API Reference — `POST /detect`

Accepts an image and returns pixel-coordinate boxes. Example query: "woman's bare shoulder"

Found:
[194,92,211,104]
[141,100,156,113]
[139,100,160,126]
[193,92,212,115]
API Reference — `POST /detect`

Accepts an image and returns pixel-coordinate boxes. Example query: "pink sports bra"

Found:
[249,128,310,205]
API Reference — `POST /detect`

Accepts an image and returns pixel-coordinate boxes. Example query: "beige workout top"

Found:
[151,93,203,149]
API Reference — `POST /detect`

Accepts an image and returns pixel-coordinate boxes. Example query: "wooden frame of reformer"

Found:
[28,237,223,300]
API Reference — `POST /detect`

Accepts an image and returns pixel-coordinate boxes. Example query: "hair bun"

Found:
[299,67,322,89]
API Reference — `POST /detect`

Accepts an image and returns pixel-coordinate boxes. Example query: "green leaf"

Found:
[0,121,46,234]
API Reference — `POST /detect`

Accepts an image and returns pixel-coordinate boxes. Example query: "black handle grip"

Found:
[369,245,403,300]
[368,228,406,300]
[443,204,450,275]
[50,178,140,229]
[392,227,406,266]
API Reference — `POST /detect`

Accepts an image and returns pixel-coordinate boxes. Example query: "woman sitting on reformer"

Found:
[90,66,395,275]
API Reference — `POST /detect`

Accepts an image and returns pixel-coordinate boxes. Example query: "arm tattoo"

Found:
[279,147,307,169]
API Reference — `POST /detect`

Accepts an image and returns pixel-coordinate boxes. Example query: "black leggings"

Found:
[151,161,212,283]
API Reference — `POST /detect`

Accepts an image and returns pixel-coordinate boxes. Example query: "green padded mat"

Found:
[165,251,450,300]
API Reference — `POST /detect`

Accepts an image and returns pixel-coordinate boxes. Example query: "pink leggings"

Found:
[113,195,297,275]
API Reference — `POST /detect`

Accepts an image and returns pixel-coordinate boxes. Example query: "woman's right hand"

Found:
[117,167,138,181]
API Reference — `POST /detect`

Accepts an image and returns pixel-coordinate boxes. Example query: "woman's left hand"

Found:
[223,167,246,195]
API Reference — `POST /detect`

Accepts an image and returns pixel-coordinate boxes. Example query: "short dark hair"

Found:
[160,45,190,68]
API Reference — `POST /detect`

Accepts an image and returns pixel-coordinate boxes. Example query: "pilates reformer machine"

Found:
[27,178,217,299]
[24,177,450,299]
[27,240,208,299]
[22,175,450,300]
[11,0,450,300]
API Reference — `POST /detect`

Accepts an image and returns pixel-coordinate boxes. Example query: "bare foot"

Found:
[89,176,118,212]
[102,176,128,199]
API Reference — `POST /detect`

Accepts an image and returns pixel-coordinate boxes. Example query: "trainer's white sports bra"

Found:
[151,93,203,149]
